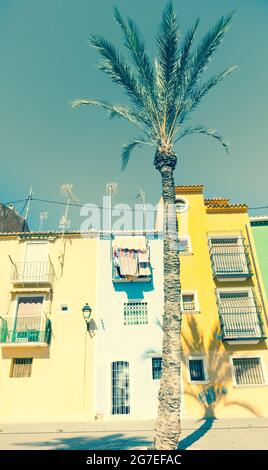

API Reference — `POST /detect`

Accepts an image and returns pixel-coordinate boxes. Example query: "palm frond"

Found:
[156,1,180,133]
[121,136,154,171]
[88,35,144,111]
[71,98,143,128]
[176,18,200,93]
[165,18,199,143]
[113,8,159,126]
[184,12,234,99]
[178,65,238,125]
[175,125,230,153]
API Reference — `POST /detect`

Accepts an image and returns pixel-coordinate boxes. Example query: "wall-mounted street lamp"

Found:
[82,303,92,326]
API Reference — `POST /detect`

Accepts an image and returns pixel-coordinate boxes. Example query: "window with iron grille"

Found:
[189,358,206,382]
[152,358,162,380]
[232,358,265,385]
[123,302,148,325]
[11,358,33,378]
[182,293,196,311]
[111,361,130,415]
[209,236,250,275]
[217,290,263,340]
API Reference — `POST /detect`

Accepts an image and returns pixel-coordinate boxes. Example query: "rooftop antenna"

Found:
[59,184,79,235]
[131,187,146,231]
[106,182,118,233]
[39,212,48,232]
[59,184,79,272]
[24,187,33,222]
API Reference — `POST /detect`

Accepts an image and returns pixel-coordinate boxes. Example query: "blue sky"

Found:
[0,0,267,230]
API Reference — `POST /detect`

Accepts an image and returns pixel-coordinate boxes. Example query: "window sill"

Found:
[182,310,201,314]
[188,380,209,385]
[233,383,268,388]
[180,252,193,256]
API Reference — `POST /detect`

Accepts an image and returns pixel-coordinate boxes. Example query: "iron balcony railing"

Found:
[11,260,55,284]
[218,305,266,341]
[0,315,51,345]
[112,262,151,283]
[209,244,253,279]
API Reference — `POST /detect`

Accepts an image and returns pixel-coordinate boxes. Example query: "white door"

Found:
[23,242,48,281]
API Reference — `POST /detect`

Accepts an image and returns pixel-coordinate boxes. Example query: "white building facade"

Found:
[94,232,164,420]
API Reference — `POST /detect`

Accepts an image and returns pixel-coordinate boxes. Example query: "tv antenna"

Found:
[22,187,33,222]
[59,184,79,234]
[39,212,48,232]
[106,182,118,233]
[131,187,146,230]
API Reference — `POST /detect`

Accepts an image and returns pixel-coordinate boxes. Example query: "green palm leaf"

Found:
[156,1,180,130]
[178,65,238,125]
[88,35,144,112]
[113,7,160,127]
[175,125,230,152]
[121,137,154,171]
[184,12,235,99]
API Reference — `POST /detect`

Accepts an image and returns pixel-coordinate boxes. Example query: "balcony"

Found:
[10,260,55,286]
[112,236,151,283]
[0,315,51,347]
[218,305,266,344]
[209,238,253,281]
[112,263,151,283]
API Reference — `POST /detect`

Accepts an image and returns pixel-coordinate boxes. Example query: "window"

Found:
[13,296,44,343]
[112,236,151,282]
[188,358,207,382]
[60,304,69,313]
[182,293,197,312]
[217,289,263,340]
[11,358,33,378]
[232,357,265,386]
[152,357,162,380]
[178,237,190,253]
[175,197,188,213]
[209,235,250,277]
[112,361,130,415]
[123,301,148,325]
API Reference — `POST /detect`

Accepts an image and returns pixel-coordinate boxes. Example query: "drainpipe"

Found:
[245,223,268,327]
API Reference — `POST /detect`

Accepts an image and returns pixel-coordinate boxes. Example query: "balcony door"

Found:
[111,361,130,415]
[23,242,48,281]
[13,296,44,343]
[217,290,262,340]
[210,237,248,274]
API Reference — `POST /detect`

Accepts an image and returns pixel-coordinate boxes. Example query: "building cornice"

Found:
[206,204,248,214]
[205,198,230,206]
[175,185,204,194]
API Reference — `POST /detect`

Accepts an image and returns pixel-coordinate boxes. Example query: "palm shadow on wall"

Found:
[178,316,260,449]
[145,316,260,449]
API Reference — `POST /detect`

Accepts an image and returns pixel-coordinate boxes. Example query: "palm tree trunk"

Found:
[152,149,182,450]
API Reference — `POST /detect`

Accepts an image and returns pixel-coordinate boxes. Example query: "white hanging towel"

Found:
[138,251,151,276]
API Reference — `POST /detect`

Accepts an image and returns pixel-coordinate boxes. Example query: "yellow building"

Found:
[177,185,268,419]
[0,231,98,422]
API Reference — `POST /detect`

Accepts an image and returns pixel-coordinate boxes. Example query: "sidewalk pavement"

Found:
[0,418,268,450]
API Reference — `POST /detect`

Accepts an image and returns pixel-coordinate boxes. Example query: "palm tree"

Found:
[72,2,236,450]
